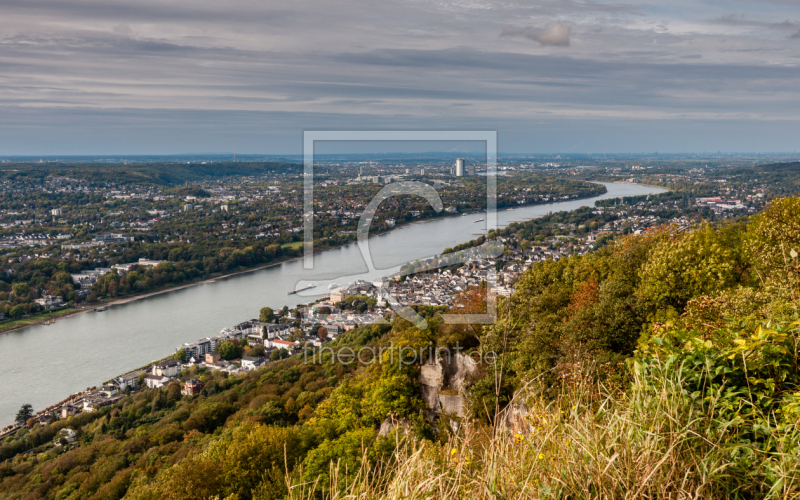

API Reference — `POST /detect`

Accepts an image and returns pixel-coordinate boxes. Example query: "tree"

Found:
[15,404,33,426]
[259,307,275,323]
[300,429,378,492]
[167,382,183,404]
[11,283,29,297]
[638,223,742,310]
[173,349,187,362]
[270,348,288,361]
[245,344,266,358]
[8,305,24,319]
[317,326,328,339]
[746,196,800,277]
[217,340,240,360]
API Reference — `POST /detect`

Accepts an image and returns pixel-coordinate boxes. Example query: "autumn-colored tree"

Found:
[567,278,600,314]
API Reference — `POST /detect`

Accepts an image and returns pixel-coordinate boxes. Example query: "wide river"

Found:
[0,182,665,424]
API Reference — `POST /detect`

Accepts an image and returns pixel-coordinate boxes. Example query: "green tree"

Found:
[270,348,288,361]
[245,344,266,358]
[8,305,24,319]
[11,283,29,297]
[166,382,183,404]
[746,196,800,278]
[259,307,275,323]
[638,224,743,309]
[15,404,33,426]
[300,429,380,493]
[217,340,240,360]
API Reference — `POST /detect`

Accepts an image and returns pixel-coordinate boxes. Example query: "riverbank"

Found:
[0,182,665,427]
[0,256,303,337]
[0,189,607,337]
[0,308,86,335]
[586,178,668,192]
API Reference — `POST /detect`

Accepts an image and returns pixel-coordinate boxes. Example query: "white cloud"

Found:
[533,22,572,46]
[502,22,572,46]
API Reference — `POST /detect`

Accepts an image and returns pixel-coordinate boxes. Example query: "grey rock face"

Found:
[418,353,477,418]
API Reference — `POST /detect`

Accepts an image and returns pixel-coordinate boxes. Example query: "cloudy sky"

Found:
[0,0,799,155]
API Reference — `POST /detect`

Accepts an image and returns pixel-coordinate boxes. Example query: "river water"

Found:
[0,182,664,424]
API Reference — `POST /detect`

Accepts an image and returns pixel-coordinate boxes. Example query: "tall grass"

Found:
[286,360,800,500]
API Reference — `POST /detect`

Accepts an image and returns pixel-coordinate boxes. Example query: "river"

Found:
[0,182,665,424]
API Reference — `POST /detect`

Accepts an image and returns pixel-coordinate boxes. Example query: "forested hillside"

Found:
[0,162,302,187]
[3,196,800,499]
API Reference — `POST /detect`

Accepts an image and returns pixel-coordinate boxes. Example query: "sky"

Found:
[0,0,799,155]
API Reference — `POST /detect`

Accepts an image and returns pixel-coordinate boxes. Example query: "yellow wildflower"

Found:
[538,453,545,460]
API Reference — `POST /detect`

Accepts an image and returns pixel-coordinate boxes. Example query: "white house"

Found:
[241,357,266,371]
[115,371,141,391]
[265,323,293,339]
[82,397,114,412]
[152,359,181,377]
[34,294,65,309]
[112,258,165,275]
[144,375,171,389]
[266,339,296,350]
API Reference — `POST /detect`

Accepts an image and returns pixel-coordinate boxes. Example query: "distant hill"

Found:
[171,187,212,198]
[730,161,800,175]
[0,161,302,186]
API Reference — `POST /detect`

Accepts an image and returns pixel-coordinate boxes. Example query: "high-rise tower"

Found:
[455,158,465,177]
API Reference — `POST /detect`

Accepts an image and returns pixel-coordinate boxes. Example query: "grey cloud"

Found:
[501,22,571,47]
[328,47,800,112]
[0,0,298,25]
[791,31,800,39]
[0,0,799,155]
[0,32,236,56]
[113,24,134,36]
[712,14,799,30]
[500,0,639,16]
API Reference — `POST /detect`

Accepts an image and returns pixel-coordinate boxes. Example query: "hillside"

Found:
[0,162,302,187]
[3,196,800,499]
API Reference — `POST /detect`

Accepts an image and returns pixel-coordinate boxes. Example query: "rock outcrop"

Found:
[378,416,411,436]
[418,353,477,418]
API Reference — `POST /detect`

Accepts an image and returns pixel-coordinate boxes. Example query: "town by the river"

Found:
[0,182,665,425]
